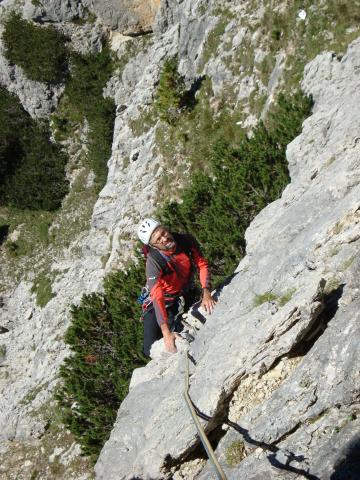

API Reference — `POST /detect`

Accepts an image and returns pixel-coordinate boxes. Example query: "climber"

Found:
[137,218,216,356]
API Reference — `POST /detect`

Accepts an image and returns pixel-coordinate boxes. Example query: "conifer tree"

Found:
[155,57,186,124]
[58,265,146,458]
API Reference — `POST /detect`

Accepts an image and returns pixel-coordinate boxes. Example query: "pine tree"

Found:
[57,264,146,458]
[155,57,186,124]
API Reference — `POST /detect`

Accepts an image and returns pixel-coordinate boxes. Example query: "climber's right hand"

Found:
[161,324,180,353]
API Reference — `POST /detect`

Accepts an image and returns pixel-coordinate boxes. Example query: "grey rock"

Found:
[261,51,286,118]
[204,258,359,480]
[22,0,86,23]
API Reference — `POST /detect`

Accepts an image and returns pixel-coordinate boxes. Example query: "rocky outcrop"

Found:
[86,0,160,34]
[92,1,234,270]
[22,0,86,23]
[94,38,360,479]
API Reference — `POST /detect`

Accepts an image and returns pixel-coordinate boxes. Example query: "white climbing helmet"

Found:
[137,218,161,245]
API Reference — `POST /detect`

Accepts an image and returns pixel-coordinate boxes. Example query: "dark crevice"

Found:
[161,443,206,473]
[167,391,320,480]
[0,224,9,245]
[331,434,360,479]
[290,284,344,357]
[124,29,153,38]
[269,282,344,371]
[163,423,226,476]
[180,75,206,111]
[0,326,9,334]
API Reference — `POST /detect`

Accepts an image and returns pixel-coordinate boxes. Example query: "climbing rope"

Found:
[183,352,228,480]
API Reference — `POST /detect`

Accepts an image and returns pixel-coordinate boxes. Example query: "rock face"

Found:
[87,0,160,33]
[94,39,360,479]
[22,0,86,23]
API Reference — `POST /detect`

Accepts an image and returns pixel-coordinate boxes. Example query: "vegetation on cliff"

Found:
[160,92,312,282]
[1,44,116,294]
[0,86,69,210]
[52,46,116,188]
[3,12,69,84]
[57,266,146,458]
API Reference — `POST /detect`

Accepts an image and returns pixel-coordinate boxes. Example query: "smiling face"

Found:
[150,226,175,251]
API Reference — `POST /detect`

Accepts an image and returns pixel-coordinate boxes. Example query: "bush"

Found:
[0,87,69,210]
[4,124,68,210]
[3,12,69,84]
[154,57,187,124]
[53,47,116,187]
[87,97,116,186]
[159,93,313,284]
[57,264,147,458]
[0,86,29,180]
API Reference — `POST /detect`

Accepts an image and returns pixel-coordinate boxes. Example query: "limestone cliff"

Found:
[0,0,359,479]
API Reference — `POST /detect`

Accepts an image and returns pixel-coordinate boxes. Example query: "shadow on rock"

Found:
[331,434,360,480]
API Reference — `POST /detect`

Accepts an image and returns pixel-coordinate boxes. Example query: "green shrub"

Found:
[159,92,313,284]
[253,291,278,307]
[153,77,245,201]
[57,264,147,458]
[4,124,68,210]
[86,97,116,186]
[278,288,296,306]
[31,273,56,307]
[225,440,245,466]
[0,87,69,211]
[52,47,116,188]
[3,12,68,84]
[4,240,18,257]
[154,57,187,124]
[0,86,31,180]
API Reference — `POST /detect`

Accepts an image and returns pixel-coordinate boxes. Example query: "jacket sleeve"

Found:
[146,255,169,326]
[187,235,211,289]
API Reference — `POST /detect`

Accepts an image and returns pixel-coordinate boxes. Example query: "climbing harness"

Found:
[183,352,228,480]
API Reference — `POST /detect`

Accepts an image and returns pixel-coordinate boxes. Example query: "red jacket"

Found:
[146,234,210,326]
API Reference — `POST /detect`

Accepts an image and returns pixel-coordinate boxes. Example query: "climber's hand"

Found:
[161,325,181,353]
[201,288,217,314]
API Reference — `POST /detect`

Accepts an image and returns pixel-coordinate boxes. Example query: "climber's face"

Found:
[150,226,175,251]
